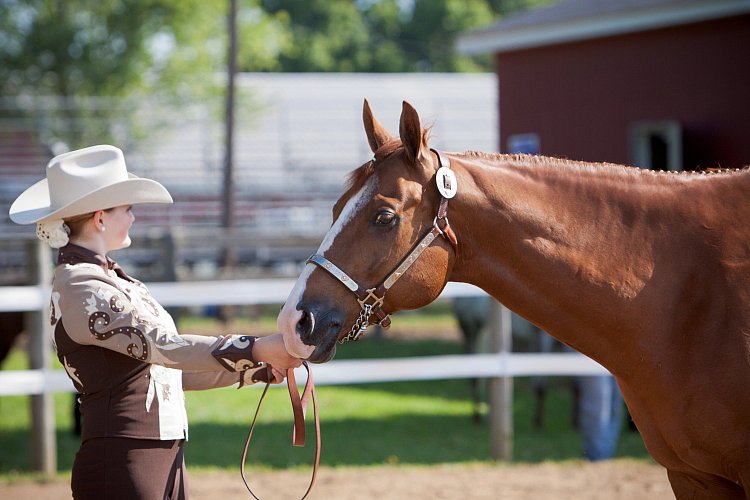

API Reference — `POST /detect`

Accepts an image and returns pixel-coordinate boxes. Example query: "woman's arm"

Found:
[54,267,299,373]
[182,363,286,390]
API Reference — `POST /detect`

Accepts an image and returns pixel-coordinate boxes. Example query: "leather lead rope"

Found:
[241,362,320,499]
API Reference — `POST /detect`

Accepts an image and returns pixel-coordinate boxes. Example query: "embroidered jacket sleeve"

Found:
[53,262,263,375]
[182,366,272,390]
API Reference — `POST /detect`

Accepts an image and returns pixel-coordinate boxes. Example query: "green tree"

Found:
[236,2,294,72]
[0,0,225,147]
[258,0,374,72]
[0,0,224,97]
[249,0,551,73]
[363,0,411,72]
[486,0,554,16]
[1,0,554,95]
[0,0,555,131]
[404,0,495,72]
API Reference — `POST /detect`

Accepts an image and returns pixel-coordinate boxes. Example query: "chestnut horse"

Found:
[277,100,750,498]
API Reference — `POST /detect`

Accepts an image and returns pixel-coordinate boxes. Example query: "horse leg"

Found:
[571,379,581,429]
[453,297,486,424]
[532,378,546,430]
[469,375,483,424]
[0,311,25,365]
[461,322,483,424]
[532,330,557,430]
[667,469,745,499]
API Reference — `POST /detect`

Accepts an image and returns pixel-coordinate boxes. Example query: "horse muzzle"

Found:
[278,302,341,363]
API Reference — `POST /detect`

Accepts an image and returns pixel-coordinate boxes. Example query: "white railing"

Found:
[0,256,608,473]
[0,353,607,396]
[0,279,607,397]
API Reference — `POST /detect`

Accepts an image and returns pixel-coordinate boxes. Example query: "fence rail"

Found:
[0,250,608,474]
[0,352,606,397]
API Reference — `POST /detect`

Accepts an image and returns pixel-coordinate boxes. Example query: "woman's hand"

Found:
[253,333,304,371]
[268,367,286,384]
[247,365,288,385]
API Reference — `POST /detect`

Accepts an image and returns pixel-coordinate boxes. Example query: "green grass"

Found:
[0,315,652,477]
[180,302,460,337]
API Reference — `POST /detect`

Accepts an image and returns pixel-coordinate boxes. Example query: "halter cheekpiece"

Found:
[306,149,457,344]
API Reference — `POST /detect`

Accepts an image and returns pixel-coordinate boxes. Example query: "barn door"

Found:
[629,120,682,171]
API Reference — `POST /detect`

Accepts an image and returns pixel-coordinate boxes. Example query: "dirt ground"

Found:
[0,460,674,499]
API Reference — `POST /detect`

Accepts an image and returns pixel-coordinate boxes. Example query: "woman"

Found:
[9,145,301,499]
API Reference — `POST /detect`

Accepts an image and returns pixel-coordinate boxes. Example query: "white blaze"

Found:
[278,178,377,358]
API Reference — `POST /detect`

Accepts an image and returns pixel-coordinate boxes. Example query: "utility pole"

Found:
[221,0,238,270]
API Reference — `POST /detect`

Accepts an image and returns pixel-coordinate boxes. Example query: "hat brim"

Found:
[9,173,173,225]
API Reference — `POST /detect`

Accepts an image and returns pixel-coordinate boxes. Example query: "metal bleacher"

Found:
[1,73,498,248]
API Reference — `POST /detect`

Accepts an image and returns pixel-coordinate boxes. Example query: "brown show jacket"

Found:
[52,244,265,442]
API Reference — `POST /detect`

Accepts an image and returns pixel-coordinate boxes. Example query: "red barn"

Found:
[458,0,750,171]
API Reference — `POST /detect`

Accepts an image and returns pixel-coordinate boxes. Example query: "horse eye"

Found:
[374,210,397,226]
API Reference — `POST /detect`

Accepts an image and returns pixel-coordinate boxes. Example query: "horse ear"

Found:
[399,101,428,165]
[363,99,393,153]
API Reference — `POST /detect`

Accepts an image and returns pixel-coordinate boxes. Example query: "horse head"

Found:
[277,100,457,363]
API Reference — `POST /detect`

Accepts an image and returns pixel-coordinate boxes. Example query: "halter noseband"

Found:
[306,149,458,344]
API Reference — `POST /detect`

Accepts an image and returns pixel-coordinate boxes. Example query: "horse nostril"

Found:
[296,308,315,339]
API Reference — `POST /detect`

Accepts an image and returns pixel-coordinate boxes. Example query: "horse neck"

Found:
[446,154,680,371]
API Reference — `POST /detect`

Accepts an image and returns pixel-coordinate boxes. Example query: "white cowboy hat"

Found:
[9,144,172,225]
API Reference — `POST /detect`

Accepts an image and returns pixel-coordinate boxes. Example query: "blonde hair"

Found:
[36,208,117,248]
[63,212,96,238]
[64,207,115,237]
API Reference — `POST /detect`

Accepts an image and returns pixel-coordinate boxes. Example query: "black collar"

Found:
[57,243,130,281]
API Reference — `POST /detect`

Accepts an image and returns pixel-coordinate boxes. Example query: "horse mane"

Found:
[345,140,399,193]
[465,151,624,170]
[342,144,748,203]
[463,151,750,179]
[345,127,434,193]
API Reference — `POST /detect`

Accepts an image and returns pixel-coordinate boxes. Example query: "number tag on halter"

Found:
[436,166,457,199]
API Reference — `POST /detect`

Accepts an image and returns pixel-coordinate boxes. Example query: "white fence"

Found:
[0,248,608,473]
[0,279,608,396]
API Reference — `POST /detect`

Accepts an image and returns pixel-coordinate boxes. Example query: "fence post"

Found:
[26,239,56,475]
[489,300,513,461]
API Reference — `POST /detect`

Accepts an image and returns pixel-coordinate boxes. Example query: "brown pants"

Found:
[72,437,187,500]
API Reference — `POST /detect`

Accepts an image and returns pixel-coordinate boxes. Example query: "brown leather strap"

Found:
[241,362,320,499]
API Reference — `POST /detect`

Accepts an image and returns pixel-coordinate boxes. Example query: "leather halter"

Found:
[307,149,458,344]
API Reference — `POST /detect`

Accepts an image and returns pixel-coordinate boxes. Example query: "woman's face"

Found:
[102,205,135,252]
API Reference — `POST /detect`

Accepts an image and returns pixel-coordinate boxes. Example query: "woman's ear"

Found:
[93,210,105,231]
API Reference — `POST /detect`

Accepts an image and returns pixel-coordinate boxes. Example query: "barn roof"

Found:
[457,0,750,54]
